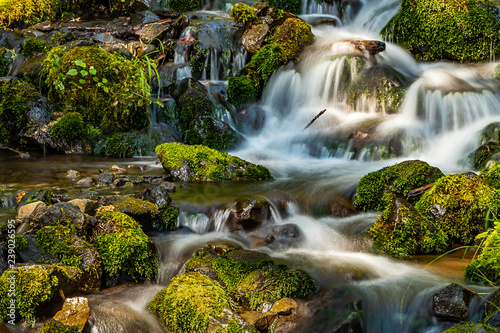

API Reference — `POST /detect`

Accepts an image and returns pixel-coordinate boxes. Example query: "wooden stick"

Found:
[304,109,326,130]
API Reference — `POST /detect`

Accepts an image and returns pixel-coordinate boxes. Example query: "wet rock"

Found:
[77,177,94,186]
[96,170,116,185]
[15,222,31,235]
[16,234,60,264]
[109,165,126,173]
[483,288,500,327]
[156,62,186,88]
[469,141,500,170]
[33,21,55,32]
[253,311,278,330]
[226,198,271,231]
[160,181,176,192]
[69,199,98,216]
[14,52,47,83]
[65,170,81,180]
[123,41,157,58]
[136,23,168,43]
[433,283,474,321]
[242,23,269,54]
[129,10,160,26]
[0,47,15,76]
[137,185,172,208]
[39,202,87,234]
[52,297,90,332]
[17,201,47,220]
[270,298,297,315]
[92,33,121,44]
[104,195,159,230]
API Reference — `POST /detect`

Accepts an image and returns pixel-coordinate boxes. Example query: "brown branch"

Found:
[304,109,327,130]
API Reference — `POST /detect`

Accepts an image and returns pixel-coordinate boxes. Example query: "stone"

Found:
[15,222,31,235]
[109,164,126,173]
[33,21,55,32]
[52,297,90,332]
[226,198,270,231]
[433,283,474,321]
[136,23,168,43]
[93,33,121,44]
[129,10,160,26]
[160,181,176,193]
[17,201,47,220]
[16,235,60,264]
[77,177,93,186]
[270,298,297,315]
[241,23,269,54]
[253,311,278,331]
[137,185,172,208]
[65,170,80,179]
[331,39,386,59]
[96,170,116,185]
[39,202,87,234]
[69,199,99,215]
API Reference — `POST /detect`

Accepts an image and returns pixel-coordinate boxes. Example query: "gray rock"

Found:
[16,235,60,264]
[136,23,168,43]
[129,10,160,26]
[226,198,270,231]
[93,33,121,44]
[137,185,172,208]
[96,170,116,185]
[433,283,474,321]
[241,23,269,54]
[39,202,87,234]
[17,201,47,220]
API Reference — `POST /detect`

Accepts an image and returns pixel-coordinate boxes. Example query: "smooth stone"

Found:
[52,297,90,332]
[270,298,297,315]
[17,201,47,220]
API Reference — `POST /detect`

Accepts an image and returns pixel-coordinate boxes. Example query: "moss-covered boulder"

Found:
[0,79,41,146]
[443,322,499,333]
[35,225,102,292]
[415,173,500,245]
[354,160,444,211]
[44,45,150,132]
[382,0,500,62]
[369,195,448,258]
[104,195,159,230]
[482,161,500,191]
[0,0,57,28]
[465,221,500,284]
[0,264,80,325]
[149,272,241,333]
[184,249,317,311]
[93,210,158,281]
[156,143,272,182]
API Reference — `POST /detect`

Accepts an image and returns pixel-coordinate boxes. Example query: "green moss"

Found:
[22,38,51,58]
[369,194,448,258]
[382,0,500,62]
[465,221,500,284]
[155,143,272,182]
[39,320,79,333]
[0,79,39,145]
[415,174,500,245]
[443,322,497,333]
[35,225,83,267]
[168,0,199,12]
[50,112,86,142]
[267,0,301,14]
[44,45,150,132]
[189,43,210,80]
[14,235,28,250]
[0,0,57,28]
[160,204,179,231]
[227,321,242,333]
[109,196,159,216]
[0,265,77,325]
[94,211,158,280]
[481,161,500,191]
[24,189,53,206]
[494,64,500,78]
[228,76,259,107]
[354,160,444,211]
[230,3,259,26]
[184,251,316,311]
[94,131,163,157]
[149,272,234,333]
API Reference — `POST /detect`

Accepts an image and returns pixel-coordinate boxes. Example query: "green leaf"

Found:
[80,70,88,76]
[75,60,86,68]
[66,69,78,76]
[102,78,108,84]
[103,86,109,93]
[79,79,86,84]
[97,82,102,87]
[89,68,97,75]
[93,77,99,82]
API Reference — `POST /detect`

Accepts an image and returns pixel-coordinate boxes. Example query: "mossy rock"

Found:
[443,322,499,333]
[231,3,259,26]
[50,112,86,143]
[482,161,500,191]
[470,142,500,170]
[35,225,102,292]
[0,264,80,325]
[105,195,159,230]
[0,79,40,145]
[149,272,238,333]
[44,45,150,132]
[369,195,448,258]
[381,0,500,62]
[93,210,158,281]
[465,221,500,284]
[415,173,500,245]
[228,76,259,108]
[22,38,51,58]
[354,160,444,211]
[184,249,317,311]
[0,0,57,28]
[156,143,272,182]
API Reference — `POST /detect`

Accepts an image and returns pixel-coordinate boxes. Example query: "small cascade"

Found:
[302,0,340,16]
[178,212,212,234]
[174,27,194,81]
[213,208,230,232]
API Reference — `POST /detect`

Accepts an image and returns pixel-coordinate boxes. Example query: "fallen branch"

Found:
[304,109,327,130]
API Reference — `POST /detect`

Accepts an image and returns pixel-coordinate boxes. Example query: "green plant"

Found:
[36,225,83,267]
[228,76,259,107]
[230,3,259,26]
[22,38,50,58]
[382,0,500,62]
[50,112,86,142]
[160,204,179,231]
[0,0,57,28]
[14,235,28,250]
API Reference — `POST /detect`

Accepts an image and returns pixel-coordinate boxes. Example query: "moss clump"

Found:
[230,3,259,26]
[369,195,448,258]
[354,160,444,211]
[228,76,259,107]
[184,250,316,311]
[44,45,150,132]
[50,112,86,142]
[465,221,500,284]
[415,174,500,245]
[267,0,301,14]
[481,161,500,191]
[160,204,179,231]
[226,321,242,333]
[155,143,272,182]
[149,272,234,333]
[93,211,158,280]
[0,265,78,325]
[443,322,497,333]
[382,0,500,62]
[94,131,163,157]
[168,0,199,12]
[107,195,159,216]
[14,235,28,250]
[0,79,39,145]
[35,225,83,267]
[22,38,51,58]
[39,320,79,333]
[0,0,56,28]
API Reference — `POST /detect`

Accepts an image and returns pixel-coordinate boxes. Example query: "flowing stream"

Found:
[2,0,500,332]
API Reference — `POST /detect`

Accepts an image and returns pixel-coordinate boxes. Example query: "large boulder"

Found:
[381,0,500,62]
[432,283,474,321]
[39,202,87,235]
[155,143,273,182]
